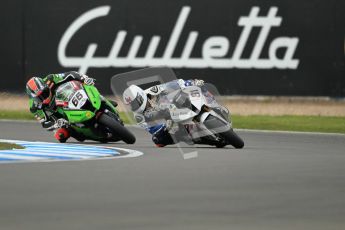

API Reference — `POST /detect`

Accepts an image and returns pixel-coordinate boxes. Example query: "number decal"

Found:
[76,92,83,100]
[72,98,79,106]
[69,91,87,109]
[72,92,83,106]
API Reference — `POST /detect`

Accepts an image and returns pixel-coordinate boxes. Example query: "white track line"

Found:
[0,150,99,159]
[0,153,45,160]
[0,139,144,164]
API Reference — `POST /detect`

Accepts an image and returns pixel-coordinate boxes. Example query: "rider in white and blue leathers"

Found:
[123,79,204,147]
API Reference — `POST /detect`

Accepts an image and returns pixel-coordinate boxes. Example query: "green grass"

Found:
[0,142,24,150]
[0,110,344,134]
[232,115,345,134]
[0,110,34,120]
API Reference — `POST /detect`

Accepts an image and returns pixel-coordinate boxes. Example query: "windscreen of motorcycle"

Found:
[55,81,88,109]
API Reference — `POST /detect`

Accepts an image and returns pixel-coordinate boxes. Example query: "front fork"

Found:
[99,96,123,124]
[193,106,231,142]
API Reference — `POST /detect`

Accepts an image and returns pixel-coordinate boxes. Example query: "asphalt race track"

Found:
[0,120,344,230]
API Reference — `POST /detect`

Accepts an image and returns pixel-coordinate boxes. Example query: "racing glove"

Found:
[166,119,173,130]
[48,118,69,130]
[81,74,95,85]
[165,119,179,134]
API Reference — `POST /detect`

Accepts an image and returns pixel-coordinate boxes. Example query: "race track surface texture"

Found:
[0,120,344,230]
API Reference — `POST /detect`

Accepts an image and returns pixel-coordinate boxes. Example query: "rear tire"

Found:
[98,113,136,144]
[204,115,244,149]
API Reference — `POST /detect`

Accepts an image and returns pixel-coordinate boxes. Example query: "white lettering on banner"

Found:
[58,5,300,74]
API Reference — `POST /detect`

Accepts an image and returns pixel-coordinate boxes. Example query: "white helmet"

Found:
[123,85,148,113]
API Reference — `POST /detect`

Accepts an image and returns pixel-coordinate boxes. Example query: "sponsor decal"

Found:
[171,108,191,117]
[58,5,299,74]
[86,111,92,118]
[150,86,159,93]
[124,96,132,104]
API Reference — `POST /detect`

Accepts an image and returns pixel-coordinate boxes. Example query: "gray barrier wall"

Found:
[1,0,344,96]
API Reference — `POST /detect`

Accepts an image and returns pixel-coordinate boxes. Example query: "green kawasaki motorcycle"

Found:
[53,80,136,144]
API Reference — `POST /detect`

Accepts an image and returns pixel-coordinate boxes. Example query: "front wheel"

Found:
[203,115,244,149]
[98,113,136,144]
[220,129,244,149]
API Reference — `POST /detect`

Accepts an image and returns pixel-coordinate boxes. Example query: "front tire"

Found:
[98,113,136,144]
[203,115,244,149]
[220,129,244,149]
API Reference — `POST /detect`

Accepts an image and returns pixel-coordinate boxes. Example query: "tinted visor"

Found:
[130,93,144,111]
[34,87,50,103]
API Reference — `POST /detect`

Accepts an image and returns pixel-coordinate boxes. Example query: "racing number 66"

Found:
[72,92,83,106]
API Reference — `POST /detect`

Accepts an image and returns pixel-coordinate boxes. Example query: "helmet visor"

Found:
[130,93,144,111]
[33,87,50,103]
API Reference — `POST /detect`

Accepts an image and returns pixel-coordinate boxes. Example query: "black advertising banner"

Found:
[0,0,24,92]
[1,0,345,96]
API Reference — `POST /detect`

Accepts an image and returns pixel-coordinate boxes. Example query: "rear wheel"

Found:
[203,115,244,149]
[98,113,136,144]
